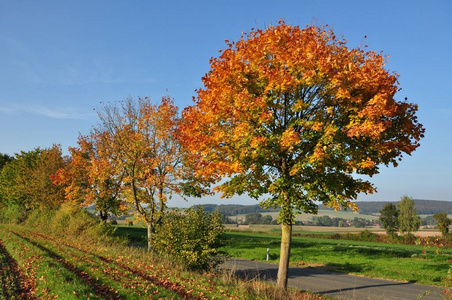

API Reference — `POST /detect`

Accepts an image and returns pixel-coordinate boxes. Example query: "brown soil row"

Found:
[0,238,37,299]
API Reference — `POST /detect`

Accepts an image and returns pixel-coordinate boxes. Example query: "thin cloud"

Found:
[0,103,95,120]
[0,107,13,113]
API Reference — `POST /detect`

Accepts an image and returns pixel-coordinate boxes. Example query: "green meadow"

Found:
[221,231,451,286]
[111,224,451,286]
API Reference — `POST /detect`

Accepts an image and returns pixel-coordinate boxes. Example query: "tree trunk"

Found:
[99,210,108,221]
[277,222,292,289]
[147,223,152,251]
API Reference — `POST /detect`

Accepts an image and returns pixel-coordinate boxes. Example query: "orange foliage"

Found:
[180,21,424,222]
[54,96,185,225]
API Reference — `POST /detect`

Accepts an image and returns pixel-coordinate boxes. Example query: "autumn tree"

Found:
[245,213,263,225]
[52,136,123,221]
[433,212,450,236]
[0,153,12,215]
[87,96,184,249]
[379,203,399,238]
[180,22,424,289]
[398,196,421,235]
[0,145,66,216]
[0,153,11,171]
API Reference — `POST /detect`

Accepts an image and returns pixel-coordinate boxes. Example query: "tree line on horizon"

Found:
[320,199,452,215]
[196,200,452,217]
[194,203,279,216]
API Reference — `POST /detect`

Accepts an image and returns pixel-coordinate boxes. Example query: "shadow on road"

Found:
[318,281,412,295]
[231,264,355,282]
[226,261,438,299]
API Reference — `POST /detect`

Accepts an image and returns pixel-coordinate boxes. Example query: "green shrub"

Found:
[24,207,56,228]
[1,202,122,246]
[334,230,378,242]
[358,229,378,242]
[50,203,78,235]
[400,233,417,245]
[0,203,28,224]
[152,207,224,271]
[33,203,118,245]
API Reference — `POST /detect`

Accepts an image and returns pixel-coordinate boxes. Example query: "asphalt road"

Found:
[220,258,445,300]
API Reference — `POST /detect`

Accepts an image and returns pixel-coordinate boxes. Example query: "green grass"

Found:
[114,225,148,244]
[0,225,219,299]
[221,231,452,286]
[0,228,103,299]
[0,224,324,299]
[0,238,29,299]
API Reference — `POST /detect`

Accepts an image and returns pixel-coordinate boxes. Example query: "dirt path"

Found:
[221,258,445,300]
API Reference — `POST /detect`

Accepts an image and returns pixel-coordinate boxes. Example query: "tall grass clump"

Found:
[218,268,323,300]
[0,203,28,224]
[23,203,121,246]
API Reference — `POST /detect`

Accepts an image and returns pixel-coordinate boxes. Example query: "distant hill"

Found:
[321,199,452,215]
[193,204,278,216]
[195,200,452,216]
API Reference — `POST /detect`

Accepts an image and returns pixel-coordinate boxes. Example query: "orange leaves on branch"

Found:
[180,21,427,290]
[280,128,301,152]
[180,21,424,218]
[91,96,185,228]
[54,96,186,226]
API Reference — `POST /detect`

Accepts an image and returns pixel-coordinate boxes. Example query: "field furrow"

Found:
[0,238,36,300]
[10,228,201,299]
[1,224,317,300]
[24,228,251,299]
[11,231,125,300]
[62,243,200,299]
[0,229,106,299]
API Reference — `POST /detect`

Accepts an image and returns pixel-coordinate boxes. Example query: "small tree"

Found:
[433,212,451,236]
[398,196,421,235]
[71,96,185,250]
[245,212,263,224]
[353,217,367,228]
[262,214,273,224]
[379,203,399,238]
[52,137,123,221]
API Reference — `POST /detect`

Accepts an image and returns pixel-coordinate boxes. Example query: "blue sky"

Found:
[1,0,451,207]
